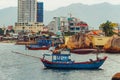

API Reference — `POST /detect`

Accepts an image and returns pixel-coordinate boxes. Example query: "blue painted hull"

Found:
[26,45,49,50]
[26,39,52,50]
[40,57,107,69]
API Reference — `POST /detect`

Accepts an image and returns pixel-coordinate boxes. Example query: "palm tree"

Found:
[99,20,114,36]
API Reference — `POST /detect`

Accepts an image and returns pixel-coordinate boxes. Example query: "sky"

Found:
[1,0,120,10]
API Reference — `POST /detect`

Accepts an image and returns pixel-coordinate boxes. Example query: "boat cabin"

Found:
[43,53,72,63]
[52,54,71,62]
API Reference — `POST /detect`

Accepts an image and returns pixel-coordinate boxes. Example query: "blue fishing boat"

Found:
[26,39,52,50]
[40,53,107,69]
[25,35,63,50]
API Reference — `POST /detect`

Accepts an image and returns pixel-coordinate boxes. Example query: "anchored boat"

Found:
[40,53,107,69]
[70,48,97,54]
[26,39,52,50]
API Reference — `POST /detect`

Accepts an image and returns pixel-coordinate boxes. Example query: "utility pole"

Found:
[118,24,120,36]
[68,13,72,18]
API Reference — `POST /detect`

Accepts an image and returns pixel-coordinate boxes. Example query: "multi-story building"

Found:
[68,17,88,33]
[48,16,88,35]
[15,0,44,33]
[14,22,44,33]
[47,17,68,35]
[18,0,37,23]
[37,2,43,22]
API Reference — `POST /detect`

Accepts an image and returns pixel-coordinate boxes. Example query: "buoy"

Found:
[112,73,120,80]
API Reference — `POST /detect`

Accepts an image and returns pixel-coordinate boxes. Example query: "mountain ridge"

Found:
[0,3,120,29]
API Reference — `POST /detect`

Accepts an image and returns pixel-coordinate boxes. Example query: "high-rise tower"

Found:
[18,0,37,23]
[15,0,44,33]
[37,2,43,23]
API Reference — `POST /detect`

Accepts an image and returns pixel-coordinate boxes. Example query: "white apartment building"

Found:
[18,0,37,23]
[47,17,68,35]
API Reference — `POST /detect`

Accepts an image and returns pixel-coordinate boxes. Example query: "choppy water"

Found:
[0,43,120,80]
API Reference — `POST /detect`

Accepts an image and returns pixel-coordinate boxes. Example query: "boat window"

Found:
[76,28,80,30]
[61,56,68,61]
[56,56,61,60]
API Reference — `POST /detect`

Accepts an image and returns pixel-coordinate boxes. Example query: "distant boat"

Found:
[25,36,63,50]
[26,39,52,50]
[104,49,120,53]
[70,48,97,54]
[40,53,107,69]
[26,45,50,50]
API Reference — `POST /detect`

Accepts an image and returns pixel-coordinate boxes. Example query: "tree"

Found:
[6,29,15,34]
[99,20,115,36]
[0,28,4,35]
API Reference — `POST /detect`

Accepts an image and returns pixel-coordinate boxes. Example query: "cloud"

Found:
[0,0,17,9]
[1,0,120,10]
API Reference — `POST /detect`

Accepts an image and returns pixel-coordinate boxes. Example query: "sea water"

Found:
[0,43,120,80]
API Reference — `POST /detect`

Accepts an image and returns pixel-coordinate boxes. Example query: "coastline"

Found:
[0,40,16,44]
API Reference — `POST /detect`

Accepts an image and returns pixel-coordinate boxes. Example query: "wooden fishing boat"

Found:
[70,48,97,54]
[26,45,49,50]
[26,39,52,50]
[104,49,120,53]
[40,53,107,69]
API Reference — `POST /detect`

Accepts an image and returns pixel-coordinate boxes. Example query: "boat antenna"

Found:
[68,13,72,18]
[96,47,100,60]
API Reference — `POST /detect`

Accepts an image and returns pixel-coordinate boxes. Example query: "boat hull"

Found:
[70,48,97,54]
[40,56,107,69]
[105,49,120,53]
[26,45,49,50]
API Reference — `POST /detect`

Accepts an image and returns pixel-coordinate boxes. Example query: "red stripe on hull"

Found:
[70,48,97,54]
[26,46,49,50]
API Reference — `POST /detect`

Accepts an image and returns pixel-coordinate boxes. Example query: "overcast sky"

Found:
[1,0,120,10]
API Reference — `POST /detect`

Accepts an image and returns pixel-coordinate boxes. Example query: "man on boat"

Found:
[49,45,62,54]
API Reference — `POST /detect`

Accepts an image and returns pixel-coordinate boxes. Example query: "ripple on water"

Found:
[0,43,120,80]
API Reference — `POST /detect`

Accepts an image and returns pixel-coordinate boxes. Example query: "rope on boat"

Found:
[11,51,40,59]
[12,51,120,64]
[3,61,39,68]
[108,57,120,64]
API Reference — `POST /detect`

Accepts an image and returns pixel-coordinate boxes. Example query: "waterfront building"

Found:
[47,17,68,35]
[16,0,44,33]
[68,17,88,33]
[47,16,88,35]
[14,22,44,33]
[37,2,43,22]
[18,0,37,23]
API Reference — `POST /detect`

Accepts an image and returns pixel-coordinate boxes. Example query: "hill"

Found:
[0,7,17,27]
[1,3,120,29]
